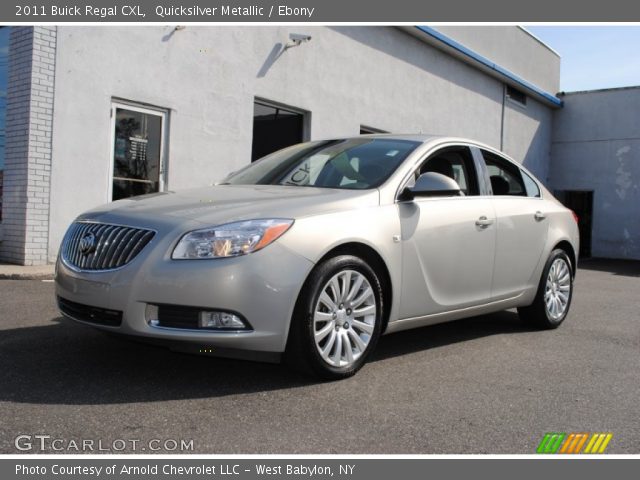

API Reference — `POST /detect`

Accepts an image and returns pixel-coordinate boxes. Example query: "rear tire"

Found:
[518,249,574,329]
[285,255,384,380]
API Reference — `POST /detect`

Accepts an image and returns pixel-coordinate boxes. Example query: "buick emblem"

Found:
[79,232,97,255]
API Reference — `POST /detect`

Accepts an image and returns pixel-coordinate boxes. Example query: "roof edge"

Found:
[517,26,561,58]
[559,85,640,95]
[405,26,563,109]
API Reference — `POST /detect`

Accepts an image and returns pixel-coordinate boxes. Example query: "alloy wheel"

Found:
[313,269,376,368]
[544,258,571,320]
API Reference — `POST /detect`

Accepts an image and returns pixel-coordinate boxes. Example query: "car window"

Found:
[224,138,420,190]
[521,169,541,198]
[406,146,479,196]
[481,150,526,196]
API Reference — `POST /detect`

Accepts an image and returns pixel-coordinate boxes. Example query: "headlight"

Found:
[172,219,294,259]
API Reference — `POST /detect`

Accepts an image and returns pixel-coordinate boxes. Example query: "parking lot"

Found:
[0,259,638,454]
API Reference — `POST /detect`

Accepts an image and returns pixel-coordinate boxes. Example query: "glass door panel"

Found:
[112,106,164,201]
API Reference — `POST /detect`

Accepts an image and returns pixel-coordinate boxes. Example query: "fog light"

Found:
[145,304,159,326]
[199,311,246,330]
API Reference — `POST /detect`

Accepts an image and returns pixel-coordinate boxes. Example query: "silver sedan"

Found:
[56,135,579,379]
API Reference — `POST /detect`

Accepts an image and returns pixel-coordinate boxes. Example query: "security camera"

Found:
[284,33,312,51]
[289,33,312,43]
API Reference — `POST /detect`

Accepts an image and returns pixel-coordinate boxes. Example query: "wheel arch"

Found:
[313,242,394,334]
[553,240,577,278]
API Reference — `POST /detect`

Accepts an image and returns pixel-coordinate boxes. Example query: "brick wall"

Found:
[0,26,56,265]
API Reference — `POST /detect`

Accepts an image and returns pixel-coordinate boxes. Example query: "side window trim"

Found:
[470,146,492,196]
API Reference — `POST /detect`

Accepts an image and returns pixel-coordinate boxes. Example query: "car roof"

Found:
[355,133,441,142]
[340,134,502,153]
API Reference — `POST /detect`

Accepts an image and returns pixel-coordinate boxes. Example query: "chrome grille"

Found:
[61,222,155,271]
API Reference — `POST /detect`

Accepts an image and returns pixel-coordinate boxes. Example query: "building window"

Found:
[506,85,527,106]
[252,100,305,162]
[110,101,168,201]
[0,27,10,221]
[360,125,388,135]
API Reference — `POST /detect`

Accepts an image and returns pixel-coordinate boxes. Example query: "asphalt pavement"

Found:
[0,259,638,454]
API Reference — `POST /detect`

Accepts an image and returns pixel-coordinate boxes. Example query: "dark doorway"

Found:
[555,190,593,258]
[360,125,387,135]
[251,101,304,162]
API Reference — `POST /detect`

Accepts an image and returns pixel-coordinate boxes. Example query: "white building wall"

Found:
[503,96,554,182]
[47,26,556,261]
[434,26,561,94]
[550,88,640,260]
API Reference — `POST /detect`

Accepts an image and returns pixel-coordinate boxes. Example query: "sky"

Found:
[525,26,640,93]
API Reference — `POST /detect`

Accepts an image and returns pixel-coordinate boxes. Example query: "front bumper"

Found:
[55,236,314,355]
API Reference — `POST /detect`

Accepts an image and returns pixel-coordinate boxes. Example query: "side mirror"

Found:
[400,172,463,200]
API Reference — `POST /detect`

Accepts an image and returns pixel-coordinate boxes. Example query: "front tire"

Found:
[518,249,574,329]
[285,255,384,380]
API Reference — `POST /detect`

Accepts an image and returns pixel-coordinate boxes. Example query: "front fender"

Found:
[278,205,403,324]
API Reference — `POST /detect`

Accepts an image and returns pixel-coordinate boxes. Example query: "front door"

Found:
[398,145,496,319]
[398,197,497,318]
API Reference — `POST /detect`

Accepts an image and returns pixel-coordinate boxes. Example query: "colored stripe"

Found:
[598,434,613,453]
[567,434,583,454]
[584,434,599,453]
[537,433,553,453]
[573,433,589,454]
[544,434,558,453]
[590,434,606,453]
[546,433,566,453]
[551,433,566,453]
[560,434,575,454]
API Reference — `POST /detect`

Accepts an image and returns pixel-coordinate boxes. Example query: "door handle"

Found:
[475,216,493,228]
[534,211,547,221]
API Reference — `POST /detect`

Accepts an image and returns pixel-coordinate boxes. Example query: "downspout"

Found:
[500,84,506,151]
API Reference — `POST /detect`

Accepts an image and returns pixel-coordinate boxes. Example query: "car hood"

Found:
[78,184,379,229]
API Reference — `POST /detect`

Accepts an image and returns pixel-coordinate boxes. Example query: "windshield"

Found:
[222,138,420,190]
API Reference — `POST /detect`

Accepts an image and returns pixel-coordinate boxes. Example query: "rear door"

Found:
[476,148,549,300]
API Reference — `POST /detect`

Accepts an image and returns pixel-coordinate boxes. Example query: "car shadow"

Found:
[372,310,535,362]
[1,311,534,405]
[577,258,640,278]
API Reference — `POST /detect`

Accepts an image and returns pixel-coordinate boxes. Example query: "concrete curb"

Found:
[0,265,55,280]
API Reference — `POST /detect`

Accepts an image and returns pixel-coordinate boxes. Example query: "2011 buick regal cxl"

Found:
[56,135,579,379]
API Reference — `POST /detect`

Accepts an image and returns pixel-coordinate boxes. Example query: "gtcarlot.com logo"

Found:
[14,435,194,452]
[536,432,613,454]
